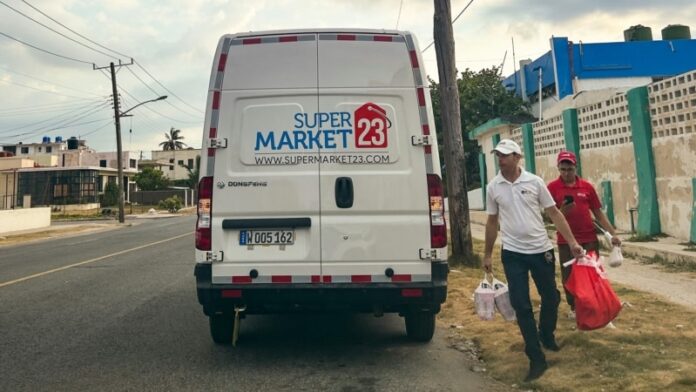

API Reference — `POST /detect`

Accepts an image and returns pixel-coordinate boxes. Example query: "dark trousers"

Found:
[501,249,560,363]
[558,241,599,310]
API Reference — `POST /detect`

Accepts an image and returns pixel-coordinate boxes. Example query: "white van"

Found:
[194,29,448,343]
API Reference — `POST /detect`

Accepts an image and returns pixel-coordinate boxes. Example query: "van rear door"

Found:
[316,33,432,283]
[211,34,321,284]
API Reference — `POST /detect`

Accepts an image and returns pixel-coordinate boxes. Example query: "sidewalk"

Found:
[467,209,696,310]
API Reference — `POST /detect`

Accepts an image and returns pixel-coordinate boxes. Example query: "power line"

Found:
[0,98,99,115]
[0,0,119,61]
[20,0,131,59]
[79,119,114,138]
[134,61,204,114]
[0,65,105,98]
[0,78,100,99]
[119,86,200,124]
[0,31,93,65]
[125,67,201,119]
[3,102,110,139]
[395,0,404,29]
[421,0,475,53]
[0,100,108,134]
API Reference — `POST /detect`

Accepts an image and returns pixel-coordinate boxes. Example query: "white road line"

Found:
[0,232,193,288]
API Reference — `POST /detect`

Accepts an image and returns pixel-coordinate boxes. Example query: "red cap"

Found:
[557,150,577,165]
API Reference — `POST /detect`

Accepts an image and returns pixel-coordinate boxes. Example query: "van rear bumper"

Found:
[194,262,448,316]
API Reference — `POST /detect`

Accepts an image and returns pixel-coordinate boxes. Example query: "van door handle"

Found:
[335,177,354,208]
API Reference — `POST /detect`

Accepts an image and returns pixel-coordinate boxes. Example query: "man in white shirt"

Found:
[483,139,584,382]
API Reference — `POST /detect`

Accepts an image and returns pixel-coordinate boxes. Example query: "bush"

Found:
[102,182,119,207]
[158,195,183,213]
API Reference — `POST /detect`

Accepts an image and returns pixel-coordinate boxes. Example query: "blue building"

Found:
[503,25,696,117]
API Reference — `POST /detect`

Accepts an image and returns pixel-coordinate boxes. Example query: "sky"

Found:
[1,0,694,157]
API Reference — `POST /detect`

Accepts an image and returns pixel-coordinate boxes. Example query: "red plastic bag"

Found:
[564,251,622,330]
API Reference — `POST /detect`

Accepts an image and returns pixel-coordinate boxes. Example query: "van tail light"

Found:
[196,176,213,250]
[427,174,447,248]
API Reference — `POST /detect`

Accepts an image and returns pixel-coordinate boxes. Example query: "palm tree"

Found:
[159,127,187,150]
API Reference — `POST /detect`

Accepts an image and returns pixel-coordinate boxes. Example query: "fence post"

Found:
[627,86,661,236]
[691,178,696,244]
[478,152,487,210]
[601,180,615,226]
[521,123,536,174]
[491,133,501,173]
[562,108,581,177]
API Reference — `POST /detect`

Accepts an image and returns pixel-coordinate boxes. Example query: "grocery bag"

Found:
[474,275,496,320]
[565,251,622,330]
[608,246,623,268]
[491,276,516,321]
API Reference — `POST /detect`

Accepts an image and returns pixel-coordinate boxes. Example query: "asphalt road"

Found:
[0,215,509,392]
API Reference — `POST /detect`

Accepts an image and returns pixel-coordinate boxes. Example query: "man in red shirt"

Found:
[547,151,621,317]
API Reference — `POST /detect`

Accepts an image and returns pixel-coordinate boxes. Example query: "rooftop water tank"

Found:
[624,25,653,41]
[55,136,63,143]
[662,24,691,40]
[42,136,50,144]
[67,137,79,150]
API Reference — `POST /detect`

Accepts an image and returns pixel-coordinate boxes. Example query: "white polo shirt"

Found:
[486,169,555,254]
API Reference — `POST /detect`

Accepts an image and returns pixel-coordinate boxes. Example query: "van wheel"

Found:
[405,311,435,342]
[209,314,235,344]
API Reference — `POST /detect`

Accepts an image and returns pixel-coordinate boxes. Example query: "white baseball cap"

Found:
[492,139,522,155]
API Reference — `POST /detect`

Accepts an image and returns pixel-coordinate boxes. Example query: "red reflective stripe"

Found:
[322,276,332,283]
[207,148,215,157]
[401,288,423,297]
[351,275,371,283]
[279,36,298,42]
[374,35,392,42]
[391,274,412,282]
[422,124,430,136]
[409,50,419,68]
[311,275,321,283]
[417,88,425,107]
[209,127,217,138]
[243,38,261,45]
[424,145,432,154]
[272,275,292,283]
[232,276,252,284]
[222,289,242,298]
[218,53,227,71]
[212,91,220,110]
[337,34,356,41]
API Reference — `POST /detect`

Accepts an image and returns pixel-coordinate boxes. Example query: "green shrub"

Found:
[158,195,183,213]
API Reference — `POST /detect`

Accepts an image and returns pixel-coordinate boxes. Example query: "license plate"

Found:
[239,230,294,245]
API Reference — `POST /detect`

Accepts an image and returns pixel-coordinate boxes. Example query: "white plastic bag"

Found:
[491,276,516,321]
[474,275,496,320]
[608,246,623,268]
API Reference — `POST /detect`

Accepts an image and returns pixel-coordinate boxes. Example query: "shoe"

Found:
[524,360,548,382]
[539,335,560,351]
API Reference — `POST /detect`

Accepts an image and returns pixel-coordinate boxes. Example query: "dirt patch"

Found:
[0,224,119,247]
[438,239,696,391]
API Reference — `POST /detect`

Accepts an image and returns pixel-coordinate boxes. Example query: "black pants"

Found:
[501,248,560,362]
[558,241,599,310]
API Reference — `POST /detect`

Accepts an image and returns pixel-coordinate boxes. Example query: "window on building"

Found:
[21,147,29,154]
[129,159,136,168]
[178,160,184,166]
[169,158,174,170]
[38,147,42,152]
[187,158,194,169]
[46,146,52,153]
[99,160,107,168]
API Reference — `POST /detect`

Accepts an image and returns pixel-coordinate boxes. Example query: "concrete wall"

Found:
[151,149,200,181]
[0,207,51,235]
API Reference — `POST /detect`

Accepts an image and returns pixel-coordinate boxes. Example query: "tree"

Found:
[429,67,531,190]
[102,181,119,207]
[159,127,187,150]
[181,155,201,189]
[134,167,170,191]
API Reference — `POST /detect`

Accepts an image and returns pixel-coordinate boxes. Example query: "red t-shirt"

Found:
[547,176,601,244]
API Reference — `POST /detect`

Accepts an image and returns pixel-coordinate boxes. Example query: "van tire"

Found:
[209,315,235,344]
[405,311,435,342]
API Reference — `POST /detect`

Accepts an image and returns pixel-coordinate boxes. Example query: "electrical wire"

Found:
[134,61,204,114]
[77,119,114,137]
[3,102,111,139]
[0,0,119,61]
[0,100,109,134]
[395,0,404,29]
[421,0,475,53]
[0,78,100,99]
[119,86,200,124]
[0,65,106,98]
[124,67,201,119]
[0,98,100,115]
[20,0,131,59]
[0,31,93,65]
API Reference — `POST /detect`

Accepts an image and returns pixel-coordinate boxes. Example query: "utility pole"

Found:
[433,0,475,265]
